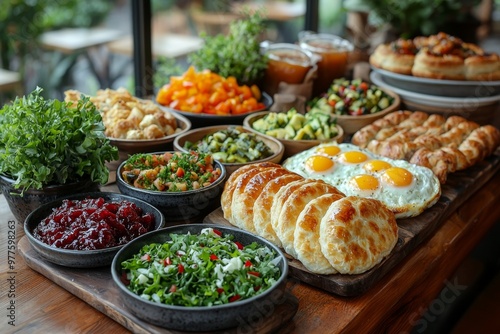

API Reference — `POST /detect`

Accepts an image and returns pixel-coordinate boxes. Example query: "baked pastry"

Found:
[221,163,399,275]
[369,39,417,75]
[230,166,290,233]
[370,32,500,81]
[352,110,500,183]
[253,173,303,247]
[319,196,398,275]
[412,47,466,80]
[273,180,344,258]
[293,193,344,275]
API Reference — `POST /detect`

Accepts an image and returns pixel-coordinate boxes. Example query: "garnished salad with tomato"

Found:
[120,151,222,192]
[309,78,394,116]
[120,227,281,307]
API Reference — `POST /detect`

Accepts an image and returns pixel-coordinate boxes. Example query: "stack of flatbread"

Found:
[221,162,399,275]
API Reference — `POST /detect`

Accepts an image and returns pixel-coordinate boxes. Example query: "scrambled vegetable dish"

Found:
[120,151,222,192]
[120,227,281,307]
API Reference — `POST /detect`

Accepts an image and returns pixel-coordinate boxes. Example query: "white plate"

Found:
[371,67,500,98]
[370,71,500,109]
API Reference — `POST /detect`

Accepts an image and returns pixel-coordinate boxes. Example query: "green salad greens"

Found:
[121,227,281,307]
[0,87,118,192]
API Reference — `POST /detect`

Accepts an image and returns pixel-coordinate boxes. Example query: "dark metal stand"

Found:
[305,0,319,32]
[131,0,153,97]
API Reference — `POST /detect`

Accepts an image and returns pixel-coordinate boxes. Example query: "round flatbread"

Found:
[293,193,344,274]
[319,196,398,274]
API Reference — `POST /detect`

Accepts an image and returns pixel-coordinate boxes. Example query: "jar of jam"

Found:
[299,32,353,97]
[261,43,316,97]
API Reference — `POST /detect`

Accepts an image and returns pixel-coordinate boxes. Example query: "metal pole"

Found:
[305,0,319,32]
[131,0,153,97]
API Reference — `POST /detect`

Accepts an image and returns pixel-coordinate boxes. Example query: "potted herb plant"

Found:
[0,87,118,223]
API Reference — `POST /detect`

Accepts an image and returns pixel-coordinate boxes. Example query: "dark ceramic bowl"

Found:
[116,152,227,223]
[111,224,289,332]
[0,175,100,224]
[24,192,165,268]
[160,92,273,129]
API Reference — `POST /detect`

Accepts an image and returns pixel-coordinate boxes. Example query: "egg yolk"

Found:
[340,151,368,164]
[316,145,341,157]
[352,174,379,190]
[363,160,392,172]
[382,167,413,187]
[306,155,334,173]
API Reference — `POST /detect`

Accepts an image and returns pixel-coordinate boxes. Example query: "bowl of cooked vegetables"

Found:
[173,125,284,175]
[308,78,400,135]
[116,151,226,222]
[244,108,344,158]
[111,224,288,331]
[24,192,165,268]
[155,66,272,128]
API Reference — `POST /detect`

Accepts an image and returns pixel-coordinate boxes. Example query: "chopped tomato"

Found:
[176,167,185,178]
[248,271,260,277]
[169,284,177,293]
[212,229,222,237]
[229,294,241,303]
[244,260,252,267]
[178,263,185,274]
[140,254,151,262]
[210,254,218,261]
[216,288,225,294]
[234,241,244,250]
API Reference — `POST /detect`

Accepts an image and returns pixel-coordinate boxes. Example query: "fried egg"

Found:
[282,143,441,218]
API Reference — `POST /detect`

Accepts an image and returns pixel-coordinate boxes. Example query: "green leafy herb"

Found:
[188,11,268,85]
[121,227,281,307]
[0,87,118,193]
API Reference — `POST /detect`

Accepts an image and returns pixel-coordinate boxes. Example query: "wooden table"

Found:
[39,27,125,88]
[1,167,499,333]
[108,33,204,59]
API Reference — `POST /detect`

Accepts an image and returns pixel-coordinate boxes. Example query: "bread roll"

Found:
[293,193,344,274]
[319,196,398,274]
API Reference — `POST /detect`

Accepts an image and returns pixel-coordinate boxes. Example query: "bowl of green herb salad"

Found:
[111,224,289,331]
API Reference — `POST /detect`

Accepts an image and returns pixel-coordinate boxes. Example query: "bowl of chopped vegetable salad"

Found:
[111,224,289,331]
[173,125,284,175]
[116,151,226,223]
[308,78,400,135]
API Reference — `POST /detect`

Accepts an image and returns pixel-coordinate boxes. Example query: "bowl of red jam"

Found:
[24,192,165,268]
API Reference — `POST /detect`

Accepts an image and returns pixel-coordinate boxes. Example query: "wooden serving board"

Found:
[204,150,500,297]
[18,237,299,334]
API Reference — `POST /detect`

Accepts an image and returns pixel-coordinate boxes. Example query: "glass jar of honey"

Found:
[261,43,316,97]
[299,32,353,97]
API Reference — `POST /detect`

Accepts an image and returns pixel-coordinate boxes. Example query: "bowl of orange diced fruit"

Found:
[156,66,272,128]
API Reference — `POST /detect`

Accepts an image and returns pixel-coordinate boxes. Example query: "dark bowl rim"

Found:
[116,151,227,196]
[106,109,192,144]
[23,191,166,255]
[172,124,285,167]
[111,223,289,311]
[157,92,273,120]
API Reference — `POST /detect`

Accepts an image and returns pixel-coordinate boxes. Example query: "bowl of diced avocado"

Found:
[173,125,284,175]
[243,109,344,158]
[308,78,401,135]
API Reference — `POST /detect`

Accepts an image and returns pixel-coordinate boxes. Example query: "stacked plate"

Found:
[370,68,500,124]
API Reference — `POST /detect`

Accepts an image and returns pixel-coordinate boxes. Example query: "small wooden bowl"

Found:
[334,88,401,135]
[243,111,344,159]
